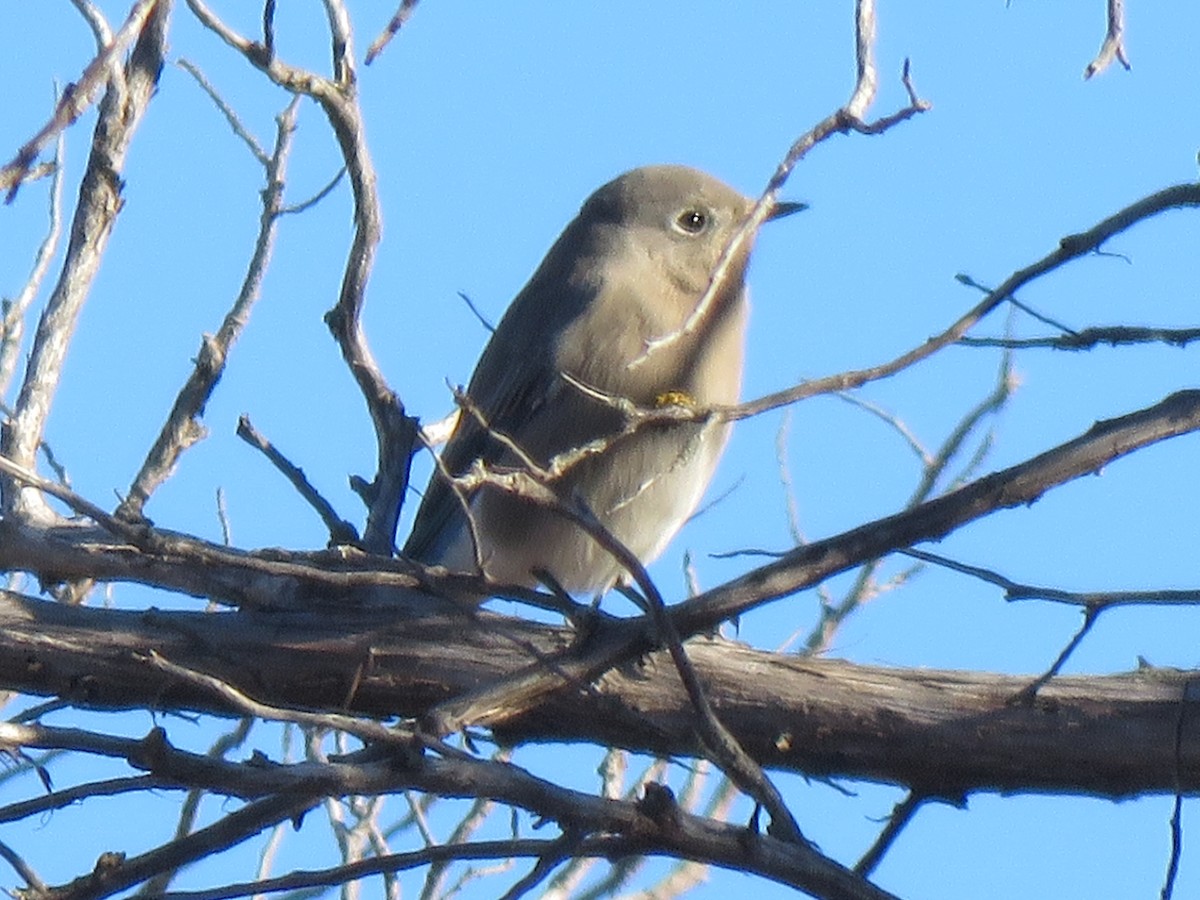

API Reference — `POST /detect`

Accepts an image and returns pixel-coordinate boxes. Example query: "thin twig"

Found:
[0,128,65,401]
[900,548,1200,610]
[960,325,1200,351]
[143,650,419,749]
[1085,0,1131,79]
[280,166,346,215]
[628,3,926,374]
[456,290,498,334]
[955,272,1079,334]
[366,0,423,64]
[727,182,1200,423]
[854,792,926,877]
[1,0,171,524]
[0,837,47,894]
[0,0,160,200]
[236,415,360,545]
[1012,609,1101,704]
[835,392,931,465]
[775,409,806,545]
[1160,679,1194,900]
[118,94,301,523]
[186,0,420,554]
[0,774,161,825]
[174,58,269,163]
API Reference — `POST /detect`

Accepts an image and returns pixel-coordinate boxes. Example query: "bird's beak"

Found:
[768,199,808,221]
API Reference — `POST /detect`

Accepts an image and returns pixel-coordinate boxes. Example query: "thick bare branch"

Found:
[186,0,418,553]
[0,0,172,523]
[2,591,1200,799]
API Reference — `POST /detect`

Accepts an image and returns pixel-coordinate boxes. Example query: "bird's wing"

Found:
[402,327,559,562]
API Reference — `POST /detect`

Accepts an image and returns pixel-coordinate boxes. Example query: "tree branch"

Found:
[0,0,172,524]
[2,590,1199,799]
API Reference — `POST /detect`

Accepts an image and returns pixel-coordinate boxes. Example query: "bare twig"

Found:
[919,347,1016,494]
[1020,610,1099,704]
[0,0,160,200]
[678,389,1200,635]
[727,183,1200,423]
[854,792,926,877]
[143,650,419,750]
[0,774,161,824]
[1,0,172,524]
[954,272,1080,335]
[0,130,65,401]
[1160,679,1194,900]
[281,166,346,215]
[190,0,420,553]
[118,94,301,523]
[236,415,360,545]
[1085,0,1131,79]
[456,290,498,334]
[0,453,148,540]
[628,4,927,374]
[774,409,807,546]
[834,393,931,465]
[0,837,47,894]
[960,325,1200,351]
[900,548,1200,610]
[366,0,423,64]
[215,487,232,546]
[175,58,269,163]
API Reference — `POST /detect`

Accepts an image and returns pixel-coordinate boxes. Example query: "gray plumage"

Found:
[404,164,800,594]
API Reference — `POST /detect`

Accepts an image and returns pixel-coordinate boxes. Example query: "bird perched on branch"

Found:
[404,164,802,595]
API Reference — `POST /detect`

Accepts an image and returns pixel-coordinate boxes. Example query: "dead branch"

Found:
[1,590,1199,799]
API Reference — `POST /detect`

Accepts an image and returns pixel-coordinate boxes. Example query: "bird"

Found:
[403,164,802,596]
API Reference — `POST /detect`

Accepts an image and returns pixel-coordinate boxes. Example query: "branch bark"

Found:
[2,589,1196,800]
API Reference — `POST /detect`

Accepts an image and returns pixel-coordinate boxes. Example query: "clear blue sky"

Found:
[2,3,1199,898]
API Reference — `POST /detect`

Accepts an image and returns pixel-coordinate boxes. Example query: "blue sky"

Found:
[2,2,1199,898]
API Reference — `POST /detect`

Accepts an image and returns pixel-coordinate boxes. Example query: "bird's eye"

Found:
[674,209,708,234]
